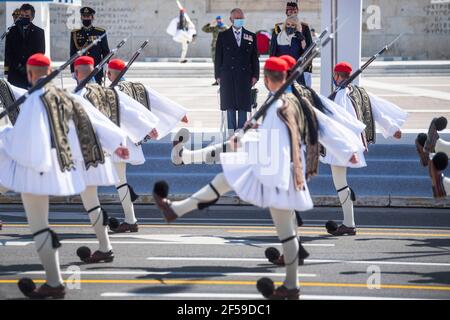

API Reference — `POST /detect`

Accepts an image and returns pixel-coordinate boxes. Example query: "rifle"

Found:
[73,38,127,93]
[0,34,107,121]
[329,33,403,99]
[109,40,149,88]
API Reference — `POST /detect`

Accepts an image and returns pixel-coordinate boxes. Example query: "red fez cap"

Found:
[108,59,126,71]
[334,62,352,74]
[27,53,51,67]
[264,57,289,72]
[74,56,94,67]
[279,55,297,69]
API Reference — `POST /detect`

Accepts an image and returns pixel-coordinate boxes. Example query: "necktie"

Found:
[235,30,241,47]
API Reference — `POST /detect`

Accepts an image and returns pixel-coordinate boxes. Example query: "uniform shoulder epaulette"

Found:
[71,28,80,33]
[274,22,283,35]
[94,27,105,32]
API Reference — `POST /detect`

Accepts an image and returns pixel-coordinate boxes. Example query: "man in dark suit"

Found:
[215,8,259,132]
[4,3,45,89]
[70,7,110,85]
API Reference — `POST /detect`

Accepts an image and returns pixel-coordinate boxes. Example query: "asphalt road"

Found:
[1,204,449,300]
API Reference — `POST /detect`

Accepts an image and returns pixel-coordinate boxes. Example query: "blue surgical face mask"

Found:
[217,21,224,28]
[285,27,296,35]
[233,19,245,29]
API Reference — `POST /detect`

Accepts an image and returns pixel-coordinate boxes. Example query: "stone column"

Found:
[320,0,362,96]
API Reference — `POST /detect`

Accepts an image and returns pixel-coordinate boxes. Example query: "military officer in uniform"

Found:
[70,7,110,85]
[269,1,313,86]
[202,16,228,85]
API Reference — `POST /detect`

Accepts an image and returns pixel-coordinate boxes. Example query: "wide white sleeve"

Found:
[166,17,178,36]
[316,108,364,165]
[2,91,52,172]
[249,100,291,191]
[9,83,28,100]
[369,93,409,138]
[318,94,366,135]
[116,90,160,144]
[70,94,127,155]
[146,86,188,139]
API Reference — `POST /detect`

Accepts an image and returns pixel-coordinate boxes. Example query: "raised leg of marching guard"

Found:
[154,57,362,299]
[416,116,449,198]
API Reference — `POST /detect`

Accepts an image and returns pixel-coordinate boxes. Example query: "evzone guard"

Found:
[104,58,189,230]
[0,80,26,231]
[416,116,449,198]
[72,56,160,233]
[0,54,130,299]
[153,57,364,299]
[323,62,408,236]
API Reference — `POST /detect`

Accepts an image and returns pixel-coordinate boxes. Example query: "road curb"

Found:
[0,194,448,208]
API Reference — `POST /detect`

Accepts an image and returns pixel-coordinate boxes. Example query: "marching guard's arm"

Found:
[70,94,127,154]
[315,108,364,165]
[369,93,408,138]
[318,94,366,135]
[116,90,160,143]
[144,86,187,139]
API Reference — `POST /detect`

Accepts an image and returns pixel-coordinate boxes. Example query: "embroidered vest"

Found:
[347,85,375,146]
[84,84,121,126]
[117,81,151,110]
[40,85,105,172]
[0,79,19,125]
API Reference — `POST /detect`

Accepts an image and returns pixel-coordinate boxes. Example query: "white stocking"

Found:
[331,165,355,228]
[269,208,299,290]
[21,193,64,288]
[114,162,137,224]
[444,177,450,196]
[171,173,231,217]
[80,187,112,252]
[435,139,450,157]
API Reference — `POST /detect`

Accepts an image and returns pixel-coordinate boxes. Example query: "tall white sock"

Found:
[270,208,299,290]
[22,193,64,288]
[172,173,231,217]
[114,162,137,224]
[331,166,355,228]
[444,177,450,196]
[435,139,450,157]
[80,187,112,252]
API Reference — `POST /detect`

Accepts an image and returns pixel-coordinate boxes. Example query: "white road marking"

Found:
[145,257,450,267]
[2,270,316,278]
[110,234,334,246]
[100,292,434,300]
[0,240,334,247]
